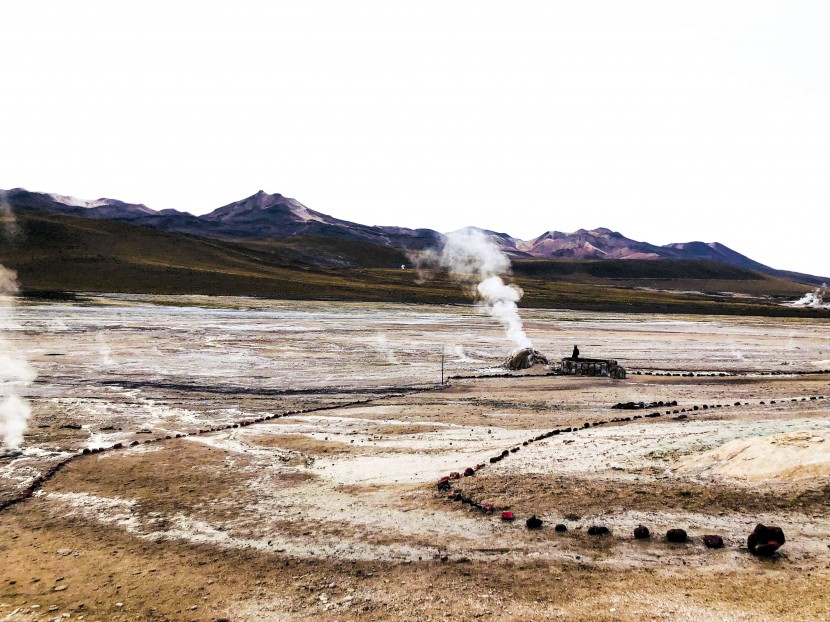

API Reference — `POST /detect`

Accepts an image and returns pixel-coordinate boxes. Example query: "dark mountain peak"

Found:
[1,188,158,218]
[202,191,328,225]
[572,227,621,239]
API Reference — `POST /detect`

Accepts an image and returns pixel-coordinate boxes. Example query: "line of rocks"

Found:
[448,368,830,382]
[0,385,442,516]
[435,392,826,556]
[632,369,830,377]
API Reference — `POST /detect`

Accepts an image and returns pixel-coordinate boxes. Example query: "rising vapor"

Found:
[0,195,35,452]
[414,229,532,350]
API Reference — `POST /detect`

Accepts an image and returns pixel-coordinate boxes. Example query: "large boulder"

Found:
[503,348,549,371]
[748,524,785,556]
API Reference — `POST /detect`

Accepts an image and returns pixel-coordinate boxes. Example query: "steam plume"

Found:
[415,229,532,350]
[790,285,829,310]
[0,196,35,451]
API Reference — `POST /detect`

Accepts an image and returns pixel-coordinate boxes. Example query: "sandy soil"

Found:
[2,296,830,621]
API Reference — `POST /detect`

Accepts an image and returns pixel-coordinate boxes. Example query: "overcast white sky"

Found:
[2,1,828,276]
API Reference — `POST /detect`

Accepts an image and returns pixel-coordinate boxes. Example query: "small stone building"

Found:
[560,357,626,379]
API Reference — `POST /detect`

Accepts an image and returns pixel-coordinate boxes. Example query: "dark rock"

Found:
[587,526,610,536]
[503,348,549,370]
[554,524,567,532]
[526,515,543,529]
[703,535,724,549]
[463,467,475,477]
[748,524,785,556]
[666,528,688,543]
[633,525,650,540]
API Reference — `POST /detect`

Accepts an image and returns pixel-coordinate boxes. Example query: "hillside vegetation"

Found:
[0,210,825,317]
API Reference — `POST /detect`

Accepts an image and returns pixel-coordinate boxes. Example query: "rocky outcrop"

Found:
[503,348,549,371]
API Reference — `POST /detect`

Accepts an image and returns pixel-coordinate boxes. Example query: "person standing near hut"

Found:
[572,345,580,360]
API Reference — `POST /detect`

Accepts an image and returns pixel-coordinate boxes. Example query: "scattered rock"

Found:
[587,526,610,536]
[554,524,567,532]
[703,535,724,549]
[748,524,785,556]
[633,525,650,540]
[501,511,514,521]
[526,515,543,529]
[666,528,688,543]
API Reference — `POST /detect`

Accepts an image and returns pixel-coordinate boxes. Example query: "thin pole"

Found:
[441,346,445,385]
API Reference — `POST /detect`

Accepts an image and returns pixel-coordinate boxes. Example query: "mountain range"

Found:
[1,187,825,286]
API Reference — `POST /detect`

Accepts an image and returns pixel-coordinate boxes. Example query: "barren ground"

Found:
[2,296,830,621]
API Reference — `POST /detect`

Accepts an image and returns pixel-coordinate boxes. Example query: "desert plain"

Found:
[1,295,830,621]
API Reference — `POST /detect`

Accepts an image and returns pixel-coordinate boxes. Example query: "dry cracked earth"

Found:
[1,296,830,621]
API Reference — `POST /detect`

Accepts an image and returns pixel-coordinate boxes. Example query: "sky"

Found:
[2,1,829,277]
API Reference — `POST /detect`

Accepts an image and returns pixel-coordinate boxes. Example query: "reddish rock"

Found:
[463,467,475,477]
[449,471,461,480]
[747,524,785,556]
[501,511,514,521]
